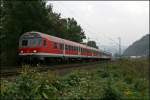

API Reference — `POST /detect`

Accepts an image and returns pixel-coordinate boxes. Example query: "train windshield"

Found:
[22,40,28,46]
[20,38,42,47]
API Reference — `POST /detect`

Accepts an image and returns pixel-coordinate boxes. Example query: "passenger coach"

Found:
[18,31,111,63]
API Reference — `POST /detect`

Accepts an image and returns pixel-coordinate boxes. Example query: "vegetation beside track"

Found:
[0,59,149,100]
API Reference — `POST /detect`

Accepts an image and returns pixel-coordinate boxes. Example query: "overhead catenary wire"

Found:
[56,2,120,53]
[58,3,120,46]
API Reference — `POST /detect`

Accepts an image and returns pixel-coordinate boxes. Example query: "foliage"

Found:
[101,85,122,100]
[0,0,86,66]
[0,59,149,99]
[87,41,99,49]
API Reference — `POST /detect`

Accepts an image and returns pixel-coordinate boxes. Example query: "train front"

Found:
[18,32,44,64]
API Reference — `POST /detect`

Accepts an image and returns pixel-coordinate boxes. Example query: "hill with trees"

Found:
[123,34,149,57]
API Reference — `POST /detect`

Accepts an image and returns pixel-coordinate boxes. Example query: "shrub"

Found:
[134,79,147,91]
[1,66,59,99]
[1,59,149,99]
[101,85,122,100]
[124,75,133,84]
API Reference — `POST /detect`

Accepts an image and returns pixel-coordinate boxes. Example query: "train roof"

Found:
[22,31,102,52]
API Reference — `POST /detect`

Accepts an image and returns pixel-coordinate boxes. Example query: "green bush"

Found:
[101,85,122,100]
[1,66,59,99]
[0,59,149,99]
[134,79,147,91]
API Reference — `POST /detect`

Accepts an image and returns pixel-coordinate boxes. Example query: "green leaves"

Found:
[87,41,99,49]
[1,59,149,99]
[1,0,86,66]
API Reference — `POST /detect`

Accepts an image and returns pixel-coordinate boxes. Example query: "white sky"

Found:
[47,1,149,48]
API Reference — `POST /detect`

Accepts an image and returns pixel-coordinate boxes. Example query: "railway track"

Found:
[1,61,110,79]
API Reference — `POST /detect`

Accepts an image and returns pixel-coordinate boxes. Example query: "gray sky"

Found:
[47,1,149,48]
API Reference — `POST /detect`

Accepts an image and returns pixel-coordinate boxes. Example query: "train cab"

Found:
[18,32,48,63]
[19,32,44,54]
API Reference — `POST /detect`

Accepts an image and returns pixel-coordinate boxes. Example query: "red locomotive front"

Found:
[18,32,48,63]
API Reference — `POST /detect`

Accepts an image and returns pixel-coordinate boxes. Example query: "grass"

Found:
[0,58,149,100]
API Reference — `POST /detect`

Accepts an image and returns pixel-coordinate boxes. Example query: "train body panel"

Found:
[18,31,112,62]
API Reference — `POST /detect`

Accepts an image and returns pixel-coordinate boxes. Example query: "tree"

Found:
[66,18,86,42]
[1,0,54,65]
[87,41,99,49]
[0,0,86,66]
[52,17,86,42]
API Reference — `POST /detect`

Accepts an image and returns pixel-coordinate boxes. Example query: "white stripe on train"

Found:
[19,53,110,58]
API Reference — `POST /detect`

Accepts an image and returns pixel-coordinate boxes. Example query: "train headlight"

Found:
[33,50,37,53]
[21,50,23,53]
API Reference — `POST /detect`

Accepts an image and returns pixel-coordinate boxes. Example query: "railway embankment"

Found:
[1,59,149,99]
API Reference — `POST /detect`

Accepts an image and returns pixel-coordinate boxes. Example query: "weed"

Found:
[0,59,149,99]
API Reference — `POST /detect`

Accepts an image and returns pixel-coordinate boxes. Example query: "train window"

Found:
[59,44,61,49]
[32,38,37,46]
[69,45,71,51]
[43,40,46,47]
[69,46,71,50]
[57,43,60,49]
[71,46,73,51]
[60,43,64,50]
[74,46,76,51]
[75,47,77,51]
[28,38,37,47]
[65,45,68,50]
[66,45,69,50]
[38,38,42,46]
[67,45,69,50]
[79,47,81,52]
[54,42,57,49]
[70,46,72,51]
[65,45,67,50]
[81,48,83,53]
[62,44,64,50]
[74,46,75,51]
[22,40,28,46]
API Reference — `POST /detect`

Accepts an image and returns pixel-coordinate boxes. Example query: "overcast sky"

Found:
[47,1,149,48]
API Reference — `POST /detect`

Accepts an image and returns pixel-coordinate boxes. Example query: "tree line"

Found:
[0,0,98,66]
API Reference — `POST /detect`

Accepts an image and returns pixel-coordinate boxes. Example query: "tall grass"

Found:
[0,59,149,99]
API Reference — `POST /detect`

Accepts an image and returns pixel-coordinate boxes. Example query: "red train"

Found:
[18,31,112,63]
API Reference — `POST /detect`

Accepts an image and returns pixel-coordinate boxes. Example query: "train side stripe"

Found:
[18,53,108,58]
